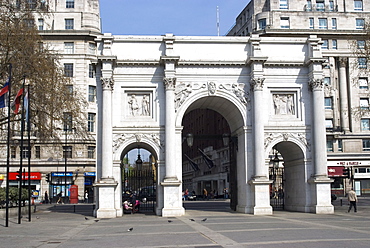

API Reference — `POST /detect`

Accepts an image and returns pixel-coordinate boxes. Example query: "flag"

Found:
[184,154,200,171]
[198,148,214,169]
[0,80,10,108]
[11,86,24,114]
[24,89,29,122]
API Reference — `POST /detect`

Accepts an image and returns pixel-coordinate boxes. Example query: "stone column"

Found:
[338,58,349,133]
[309,79,327,177]
[163,77,177,180]
[101,77,114,179]
[251,78,266,178]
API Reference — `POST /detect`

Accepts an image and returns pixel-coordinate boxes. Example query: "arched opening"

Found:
[120,143,158,214]
[269,141,306,212]
[179,95,245,212]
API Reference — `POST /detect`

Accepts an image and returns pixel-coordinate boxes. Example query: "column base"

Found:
[249,177,273,215]
[160,179,184,217]
[308,176,334,214]
[94,178,118,218]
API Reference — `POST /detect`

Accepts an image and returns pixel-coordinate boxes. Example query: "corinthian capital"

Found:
[251,77,265,91]
[101,77,114,90]
[163,77,176,90]
[309,78,324,91]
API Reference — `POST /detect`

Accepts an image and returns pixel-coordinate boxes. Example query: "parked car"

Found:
[138,186,156,202]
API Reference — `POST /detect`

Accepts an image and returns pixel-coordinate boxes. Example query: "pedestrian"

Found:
[84,190,89,203]
[56,192,63,204]
[347,188,358,213]
[44,191,49,204]
[203,188,208,200]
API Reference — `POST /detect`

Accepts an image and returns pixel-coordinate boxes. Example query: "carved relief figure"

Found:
[175,83,192,109]
[208,82,216,95]
[273,94,295,115]
[142,95,150,116]
[128,94,139,116]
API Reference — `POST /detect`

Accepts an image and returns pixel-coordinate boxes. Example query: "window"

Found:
[88,146,95,159]
[359,77,368,89]
[324,77,331,85]
[89,43,96,54]
[64,63,73,77]
[24,19,34,28]
[358,57,367,68]
[360,98,369,109]
[358,40,365,49]
[89,64,94,78]
[38,19,44,31]
[319,18,328,29]
[65,19,74,30]
[329,0,335,11]
[338,139,343,152]
[354,0,363,11]
[332,18,337,29]
[22,146,30,159]
[88,86,96,102]
[27,0,36,9]
[361,119,370,131]
[309,18,314,29]
[66,0,74,8]
[280,17,290,28]
[306,0,312,11]
[11,146,16,159]
[356,18,365,29]
[322,39,328,49]
[64,42,74,54]
[332,39,337,49]
[327,139,333,152]
[63,112,73,131]
[325,119,333,129]
[258,19,266,30]
[325,97,333,109]
[63,146,72,159]
[280,0,288,9]
[362,139,370,151]
[66,85,73,97]
[316,0,325,11]
[35,146,40,159]
[88,113,96,132]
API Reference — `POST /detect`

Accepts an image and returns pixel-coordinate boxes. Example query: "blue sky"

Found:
[100,0,249,36]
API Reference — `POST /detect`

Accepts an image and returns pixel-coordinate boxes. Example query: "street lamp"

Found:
[136,148,143,170]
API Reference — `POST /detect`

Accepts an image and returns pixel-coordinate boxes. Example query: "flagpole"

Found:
[5,64,12,227]
[26,83,31,221]
[17,76,26,224]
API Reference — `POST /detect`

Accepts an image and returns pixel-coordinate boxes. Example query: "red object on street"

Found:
[70,185,79,204]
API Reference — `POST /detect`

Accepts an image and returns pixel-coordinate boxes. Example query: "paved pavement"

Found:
[1,198,370,248]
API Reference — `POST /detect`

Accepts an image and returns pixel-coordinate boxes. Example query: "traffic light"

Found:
[46,173,50,182]
[343,167,351,179]
[15,171,21,181]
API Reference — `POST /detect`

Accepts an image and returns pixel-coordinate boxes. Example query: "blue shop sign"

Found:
[52,172,73,177]
[84,172,96,177]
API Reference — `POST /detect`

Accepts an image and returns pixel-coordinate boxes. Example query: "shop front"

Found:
[7,172,42,202]
[50,172,73,203]
[328,165,346,197]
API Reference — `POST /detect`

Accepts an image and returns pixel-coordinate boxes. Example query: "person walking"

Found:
[347,188,358,213]
[44,191,49,204]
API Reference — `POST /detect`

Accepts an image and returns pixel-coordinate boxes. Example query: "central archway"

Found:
[177,93,248,213]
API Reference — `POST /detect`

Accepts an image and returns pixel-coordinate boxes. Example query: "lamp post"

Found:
[136,148,143,170]
[64,130,67,203]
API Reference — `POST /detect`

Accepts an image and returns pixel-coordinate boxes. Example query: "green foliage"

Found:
[0,187,28,207]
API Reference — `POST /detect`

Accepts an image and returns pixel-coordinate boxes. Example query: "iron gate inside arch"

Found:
[269,167,285,210]
[122,169,156,213]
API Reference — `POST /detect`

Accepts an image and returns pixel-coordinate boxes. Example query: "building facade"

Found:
[0,0,100,203]
[227,0,370,197]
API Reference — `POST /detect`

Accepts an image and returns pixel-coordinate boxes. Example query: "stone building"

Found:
[227,0,370,198]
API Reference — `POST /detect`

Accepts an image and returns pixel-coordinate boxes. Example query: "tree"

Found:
[0,0,90,141]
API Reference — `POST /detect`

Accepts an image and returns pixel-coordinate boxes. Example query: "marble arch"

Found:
[94,33,334,218]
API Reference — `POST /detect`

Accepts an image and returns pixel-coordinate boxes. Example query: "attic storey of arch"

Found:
[0,0,88,140]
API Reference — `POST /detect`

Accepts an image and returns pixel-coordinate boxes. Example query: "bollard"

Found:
[340,199,342,206]
[73,205,76,213]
